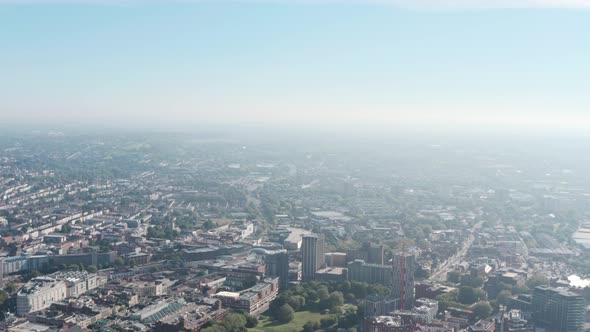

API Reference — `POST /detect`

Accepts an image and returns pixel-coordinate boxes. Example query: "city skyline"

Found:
[2,3,590,329]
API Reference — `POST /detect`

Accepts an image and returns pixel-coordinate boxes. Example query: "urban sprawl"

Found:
[0,132,588,332]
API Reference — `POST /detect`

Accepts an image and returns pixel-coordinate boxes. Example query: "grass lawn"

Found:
[249,311,332,332]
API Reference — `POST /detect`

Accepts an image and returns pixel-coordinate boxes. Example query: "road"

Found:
[429,220,484,282]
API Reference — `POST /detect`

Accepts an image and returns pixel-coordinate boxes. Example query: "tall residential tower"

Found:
[265,250,290,289]
[391,252,415,310]
[301,235,325,281]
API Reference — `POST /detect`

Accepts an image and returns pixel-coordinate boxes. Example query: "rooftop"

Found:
[371,316,403,327]
[214,291,240,299]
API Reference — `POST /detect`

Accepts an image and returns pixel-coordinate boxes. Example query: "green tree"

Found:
[472,301,493,320]
[317,286,330,301]
[306,290,319,302]
[202,220,216,230]
[415,267,431,280]
[321,317,337,328]
[201,325,226,332]
[114,257,125,267]
[328,291,344,308]
[350,281,367,299]
[86,265,97,273]
[338,281,351,293]
[68,264,80,271]
[269,295,287,317]
[244,314,258,328]
[367,284,390,296]
[286,295,305,311]
[276,303,295,323]
[461,275,484,288]
[496,290,512,305]
[5,282,18,294]
[0,290,9,306]
[338,306,359,328]
[512,285,529,295]
[526,275,549,289]
[458,286,484,305]
[222,313,247,331]
[447,271,461,283]
[302,321,314,332]
[301,321,319,332]
[60,224,72,233]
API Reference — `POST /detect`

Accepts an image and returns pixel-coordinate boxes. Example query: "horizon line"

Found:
[1,0,590,10]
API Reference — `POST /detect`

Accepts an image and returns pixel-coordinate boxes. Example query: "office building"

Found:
[325,252,348,267]
[348,259,392,286]
[484,268,527,299]
[505,294,532,312]
[347,242,385,265]
[532,286,584,332]
[265,250,290,289]
[301,235,325,281]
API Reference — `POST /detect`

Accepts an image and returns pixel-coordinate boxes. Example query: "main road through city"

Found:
[429,220,485,282]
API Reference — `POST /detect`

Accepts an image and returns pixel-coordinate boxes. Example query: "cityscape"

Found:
[2,0,590,331]
[0,131,588,332]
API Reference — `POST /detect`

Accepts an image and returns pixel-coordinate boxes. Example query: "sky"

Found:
[1,0,590,132]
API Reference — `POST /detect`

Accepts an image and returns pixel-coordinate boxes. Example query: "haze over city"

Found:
[2,1,590,332]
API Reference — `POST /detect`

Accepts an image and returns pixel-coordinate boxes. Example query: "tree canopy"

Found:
[276,303,295,323]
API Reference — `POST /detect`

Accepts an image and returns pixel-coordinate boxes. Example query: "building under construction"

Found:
[391,252,416,310]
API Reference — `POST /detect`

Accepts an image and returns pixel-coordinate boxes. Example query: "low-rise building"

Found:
[154,303,227,332]
[414,298,439,324]
[315,267,348,282]
[212,277,279,316]
[498,309,534,332]
[17,277,67,316]
[1,256,29,275]
[364,315,415,332]
[16,271,106,316]
[468,320,495,332]
[130,298,187,324]
[484,269,527,299]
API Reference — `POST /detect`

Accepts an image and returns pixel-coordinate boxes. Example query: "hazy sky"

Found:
[1,0,589,131]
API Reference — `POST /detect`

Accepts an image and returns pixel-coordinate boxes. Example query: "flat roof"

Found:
[214,291,240,298]
[316,267,346,275]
